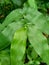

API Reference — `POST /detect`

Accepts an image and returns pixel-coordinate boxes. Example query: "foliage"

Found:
[0,0,49,65]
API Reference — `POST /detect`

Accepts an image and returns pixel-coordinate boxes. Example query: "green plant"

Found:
[0,0,49,65]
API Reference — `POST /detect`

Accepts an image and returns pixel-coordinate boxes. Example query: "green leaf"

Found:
[0,49,10,65]
[2,21,23,42]
[28,0,37,9]
[0,21,23,50]
[28,25,49,65]
[0,9,24,32]
[11,0,22,6]
[4,0,10,4]
[11,27,27,65]
[0,0,4,4]
[0,32,10,50]
[27,45,38,60]
[24,7,46,31]
[47,37,49,45]
[42,21,49,34]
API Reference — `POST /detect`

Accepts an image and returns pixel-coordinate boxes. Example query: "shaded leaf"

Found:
[12,0,22,6]
[0,32,10,50]
[0,49,10,65]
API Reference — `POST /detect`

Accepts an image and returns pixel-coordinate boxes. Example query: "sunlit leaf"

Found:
[11,27,27,65]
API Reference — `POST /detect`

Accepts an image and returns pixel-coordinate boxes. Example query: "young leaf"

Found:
[11,27,27,65]
[28,0,37,9]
